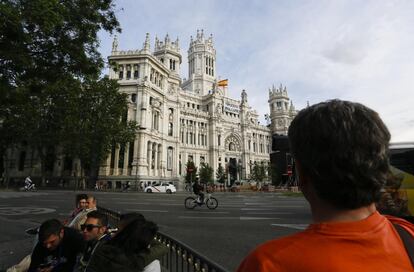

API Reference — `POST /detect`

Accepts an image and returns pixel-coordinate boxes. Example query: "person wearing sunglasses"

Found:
[76,211,110,272]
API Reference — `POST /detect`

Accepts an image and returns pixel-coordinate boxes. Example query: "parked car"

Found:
[144,182,177,194]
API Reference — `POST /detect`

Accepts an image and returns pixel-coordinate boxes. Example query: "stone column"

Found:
[158,144,163,177]
[122,142,130,176]
[148,141,153,176]
[132,137,139,175]
[154,143,158,176]
[113,146,120,176]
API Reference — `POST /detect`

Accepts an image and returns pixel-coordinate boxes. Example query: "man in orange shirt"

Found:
[237,100,414,272]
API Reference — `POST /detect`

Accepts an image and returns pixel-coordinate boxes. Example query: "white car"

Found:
[144,182,177,194]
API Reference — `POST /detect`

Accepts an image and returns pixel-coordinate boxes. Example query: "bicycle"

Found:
[184,193,218,209]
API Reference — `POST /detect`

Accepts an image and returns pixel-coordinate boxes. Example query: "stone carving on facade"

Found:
[241,89,248,105]
[112,35,118,52]
[224,134,241,152]
[152,99,161,109]
[168,109,173,121]
[168,87,176,95]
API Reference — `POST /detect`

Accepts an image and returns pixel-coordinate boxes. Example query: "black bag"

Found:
[393,223,414,267]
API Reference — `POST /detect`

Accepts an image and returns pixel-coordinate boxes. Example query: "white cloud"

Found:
[98,0,414,142]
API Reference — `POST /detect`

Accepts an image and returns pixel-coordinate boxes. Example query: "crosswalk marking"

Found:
[271,223,308,230]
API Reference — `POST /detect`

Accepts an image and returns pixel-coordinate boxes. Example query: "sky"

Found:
[98,0,414,142]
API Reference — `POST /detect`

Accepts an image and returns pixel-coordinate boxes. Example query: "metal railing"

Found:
[97,206,229,272]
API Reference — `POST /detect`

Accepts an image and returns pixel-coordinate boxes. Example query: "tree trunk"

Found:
[37,147,47,187]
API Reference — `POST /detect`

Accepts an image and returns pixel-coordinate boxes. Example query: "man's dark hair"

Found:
[86,211,108,227]
[38,219,63,242]
[75,194,88,205]
[288,100,391,209]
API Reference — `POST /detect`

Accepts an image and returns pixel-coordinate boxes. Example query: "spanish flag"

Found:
[218,79,228,87]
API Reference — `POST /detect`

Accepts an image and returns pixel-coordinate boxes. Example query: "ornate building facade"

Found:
[3,30,297,188]
[99,30,297,187]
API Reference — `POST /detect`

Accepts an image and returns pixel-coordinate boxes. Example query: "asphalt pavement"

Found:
[0,189,311,271]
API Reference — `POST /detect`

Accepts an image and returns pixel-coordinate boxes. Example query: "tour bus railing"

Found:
[98,206,229,272]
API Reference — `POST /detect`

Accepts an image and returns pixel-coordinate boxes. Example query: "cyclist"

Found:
[24,175,35,191]
[192,181,204,204]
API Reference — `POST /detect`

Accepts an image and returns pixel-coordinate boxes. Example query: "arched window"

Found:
[167,147,173,170]
[168,122,173,136]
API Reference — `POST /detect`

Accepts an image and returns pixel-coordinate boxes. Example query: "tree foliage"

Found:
[62,77,137,182]
[216,164,226,184]
[0,0,120,91]
[0,0,123,184]
[199,162,213,184]
[249,161,268,182]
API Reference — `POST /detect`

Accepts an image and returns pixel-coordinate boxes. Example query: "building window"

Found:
[152,111,159,130]
[167,147,173,170]
[179,154,182,175]
[168,123,173,136]
[126,65,131,79]
[128,141,134,167]
[133,64,139,79]
[131,94,137,103]
[276,101,282,109]
[118,65,124,79]
[218,135,221,146]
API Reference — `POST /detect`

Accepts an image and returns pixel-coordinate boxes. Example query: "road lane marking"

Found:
[116,202,182,206]
[245,212,293,215]
[271,223,308,230]
[0,207,56,215]
[178,216,280,220]
[184,211,229,214]
[125,209,168,213]
[241,208,274,211]
[241,217,281,220]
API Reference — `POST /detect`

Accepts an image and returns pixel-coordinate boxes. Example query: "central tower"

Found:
[182,29,216,95]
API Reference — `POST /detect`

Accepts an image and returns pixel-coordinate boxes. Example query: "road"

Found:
[0,190,311,271]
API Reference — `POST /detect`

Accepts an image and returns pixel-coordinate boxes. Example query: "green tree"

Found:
[0,0,120,91]
[216,164,226,184]
[0,0,121,183]
[268,163,280,186]
[199,162,214,184]
[250,161,268,182]
[62,77,137,187]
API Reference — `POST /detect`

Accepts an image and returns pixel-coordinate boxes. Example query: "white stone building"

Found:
[3,30,297,189]
[99,30,297,188]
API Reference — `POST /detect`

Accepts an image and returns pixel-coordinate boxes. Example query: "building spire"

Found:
[112,35,118,52]
[143,33,150,52]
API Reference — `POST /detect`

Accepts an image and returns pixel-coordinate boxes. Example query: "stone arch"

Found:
[224,133,242,152]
